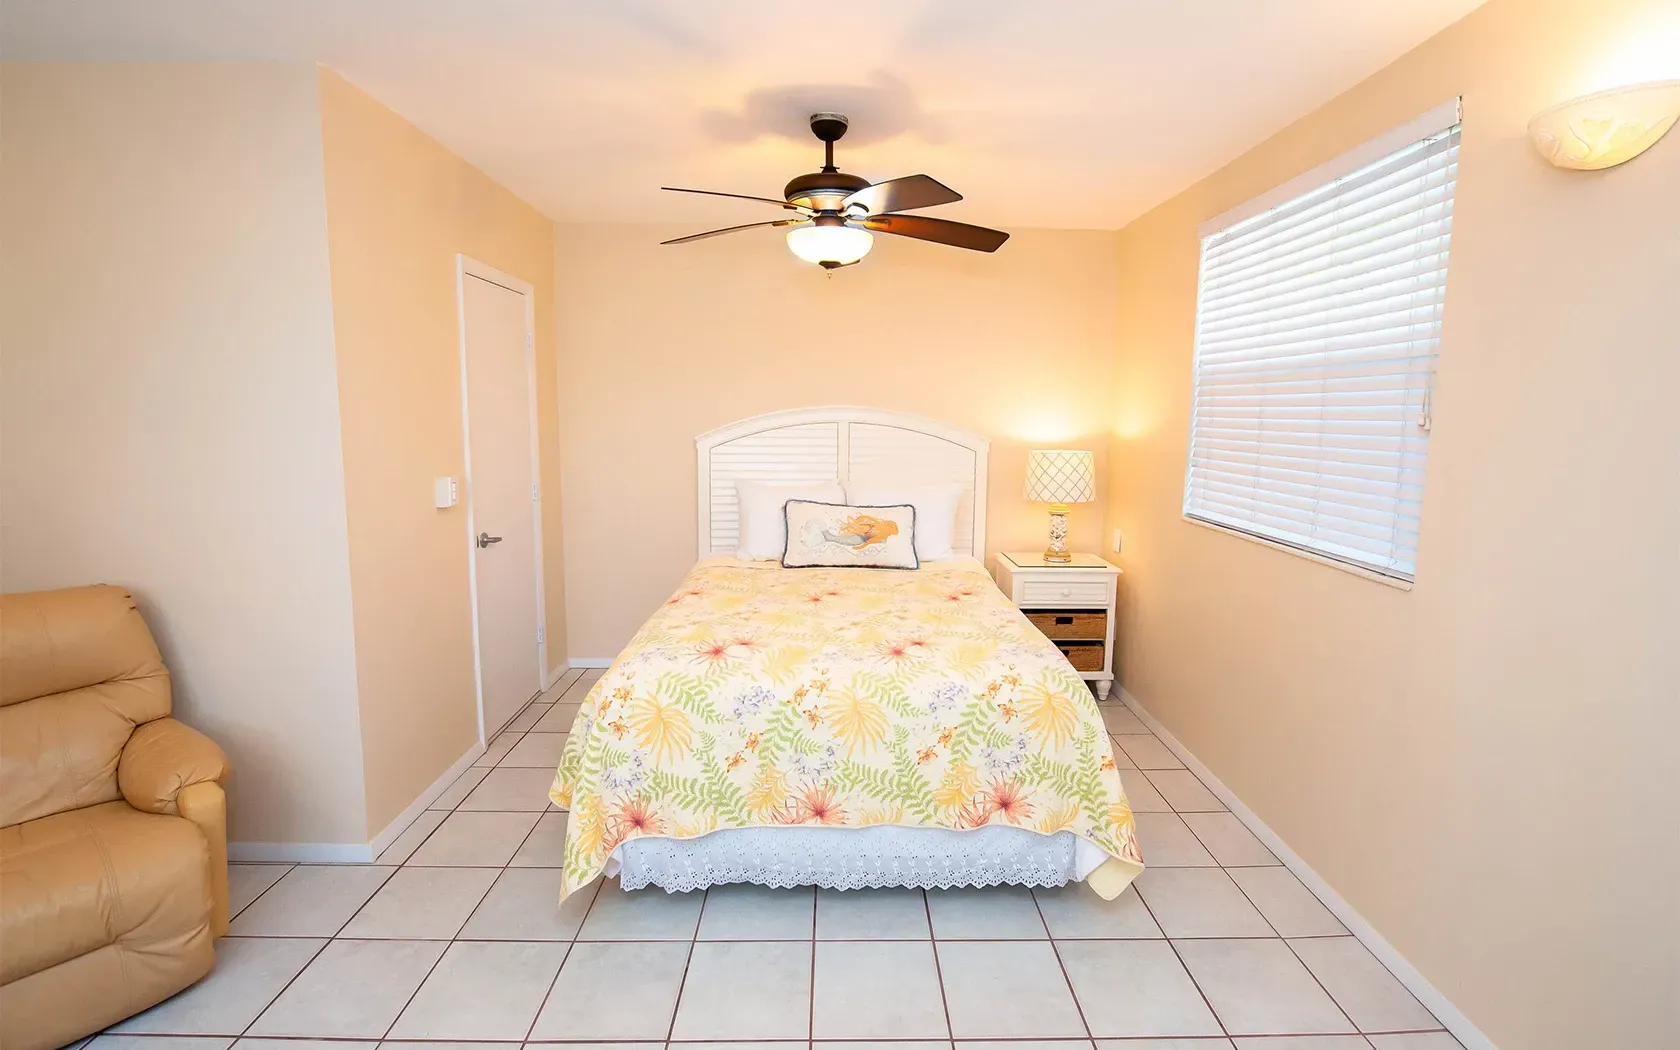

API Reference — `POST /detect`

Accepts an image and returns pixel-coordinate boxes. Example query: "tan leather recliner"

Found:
[0,585,232,1050]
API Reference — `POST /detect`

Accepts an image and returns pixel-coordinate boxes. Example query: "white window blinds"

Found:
[1183,112,1461,583]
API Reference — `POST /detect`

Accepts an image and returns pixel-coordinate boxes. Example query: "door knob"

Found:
[477,532,503,548]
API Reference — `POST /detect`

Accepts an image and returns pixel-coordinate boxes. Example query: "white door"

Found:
[461,267,543,737]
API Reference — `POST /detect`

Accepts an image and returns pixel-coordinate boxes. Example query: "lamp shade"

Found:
[1024,449,1096,503]
[1527,80,1680,170]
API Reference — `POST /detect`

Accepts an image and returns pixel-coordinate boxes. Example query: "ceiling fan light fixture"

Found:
[786,222,873,268]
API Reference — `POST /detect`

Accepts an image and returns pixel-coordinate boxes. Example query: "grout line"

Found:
[1137,768,1229,813]
[227,862,297,923]
[662,886,709,1041]
[373,815,431,867]
[378,932,455,1042]
[504,804,559,862]
[1030,888,1094,1044]
[232,935,338,1039]
[921,891,956,1042]
[521,878,606,1042]
[1178,812,1277,869]
[217,929,1385,944]
[1215,850,1365,1037]
[557,672,599,707]
[431,807,570,814]
[1130,877,1231,1042]
[518,922,579,1042]
[807,886,818,1044]
[322,865,403,938]
[1276,936,1369,1036]
[105,1033,1440,1043]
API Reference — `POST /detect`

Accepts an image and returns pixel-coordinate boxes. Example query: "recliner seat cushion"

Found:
[0,801,211,983]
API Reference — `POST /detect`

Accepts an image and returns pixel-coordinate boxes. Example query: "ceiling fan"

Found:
[661,112,1010,270]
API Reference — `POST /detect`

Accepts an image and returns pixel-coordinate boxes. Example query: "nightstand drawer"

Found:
[1054,641,1105,672]
[1027,610,1106,641]
[1019,578,1110,607]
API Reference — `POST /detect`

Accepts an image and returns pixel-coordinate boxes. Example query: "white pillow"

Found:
[845,482,963,561]
[734,479,845,560]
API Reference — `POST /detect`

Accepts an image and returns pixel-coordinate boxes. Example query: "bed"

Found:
[549,407,1143,900]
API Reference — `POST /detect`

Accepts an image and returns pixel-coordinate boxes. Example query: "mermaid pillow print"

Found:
[781,499,919,569]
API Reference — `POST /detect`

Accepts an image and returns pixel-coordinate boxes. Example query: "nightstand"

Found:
[993,551,1121,700]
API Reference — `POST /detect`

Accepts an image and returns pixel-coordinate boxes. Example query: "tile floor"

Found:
[89,669,1462,1050]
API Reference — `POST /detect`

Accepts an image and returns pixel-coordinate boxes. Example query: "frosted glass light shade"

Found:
[786,223,873,266]
[1528,80,1680,170]
[1024,449,1096,504]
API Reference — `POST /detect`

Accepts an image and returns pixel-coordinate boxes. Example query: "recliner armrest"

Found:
[118,717,230,815]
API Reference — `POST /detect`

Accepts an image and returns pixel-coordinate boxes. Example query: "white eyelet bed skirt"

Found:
[607,826,1111,893]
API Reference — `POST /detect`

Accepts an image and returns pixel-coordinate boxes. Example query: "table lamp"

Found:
[1024,449,1096,563]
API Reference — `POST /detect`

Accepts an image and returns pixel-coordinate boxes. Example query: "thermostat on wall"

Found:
[434,476,458,509]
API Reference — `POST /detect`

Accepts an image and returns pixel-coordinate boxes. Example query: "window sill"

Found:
[1180,514,1415,592]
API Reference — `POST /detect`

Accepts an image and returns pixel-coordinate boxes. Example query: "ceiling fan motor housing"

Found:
[783,169,869,212]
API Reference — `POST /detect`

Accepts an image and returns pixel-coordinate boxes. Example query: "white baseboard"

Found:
[231,739,486,865]
[228,840,374,864]
[1121,688,1495,1050]
[368,739,487,858]
[567,657,612,668]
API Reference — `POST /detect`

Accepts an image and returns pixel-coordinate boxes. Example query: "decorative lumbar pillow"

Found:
[782,500,919,569]
[734,479,845,560]
[845,482,963,561]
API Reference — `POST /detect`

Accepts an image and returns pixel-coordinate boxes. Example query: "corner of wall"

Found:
[1,61,372,850]
[318,66,566,835]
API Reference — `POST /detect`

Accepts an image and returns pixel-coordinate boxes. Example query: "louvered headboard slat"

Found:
[696,408,990,559]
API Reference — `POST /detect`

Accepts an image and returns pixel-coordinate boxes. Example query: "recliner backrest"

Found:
[0,585,171,827]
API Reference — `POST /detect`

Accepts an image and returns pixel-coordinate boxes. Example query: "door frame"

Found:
[454,254,549,744]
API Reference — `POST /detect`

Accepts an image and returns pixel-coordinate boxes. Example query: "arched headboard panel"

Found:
[697,407,990,559]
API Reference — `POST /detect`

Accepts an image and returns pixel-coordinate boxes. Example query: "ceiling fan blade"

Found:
[857,213,1009,252]
[661,186,808,212]
[660,218,803,245]
[842,174,963,216]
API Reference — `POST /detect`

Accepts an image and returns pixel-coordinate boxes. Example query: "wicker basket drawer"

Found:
[1055,642,1105,672]
[1027,610,1106,641]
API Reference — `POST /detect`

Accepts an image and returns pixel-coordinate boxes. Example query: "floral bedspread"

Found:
[550,558,1144,899]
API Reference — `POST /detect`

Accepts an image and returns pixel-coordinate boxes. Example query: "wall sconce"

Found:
[1528,79,1680,170]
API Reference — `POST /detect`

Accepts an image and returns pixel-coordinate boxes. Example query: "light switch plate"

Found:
[434,476,458,509]
[1111,527,1123,553]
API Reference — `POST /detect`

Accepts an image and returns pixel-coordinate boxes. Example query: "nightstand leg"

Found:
[1095,679,1112,701]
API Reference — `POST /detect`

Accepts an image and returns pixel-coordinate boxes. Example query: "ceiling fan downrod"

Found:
[808,111,849,173]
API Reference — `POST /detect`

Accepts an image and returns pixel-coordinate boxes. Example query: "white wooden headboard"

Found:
[697,407,990,559]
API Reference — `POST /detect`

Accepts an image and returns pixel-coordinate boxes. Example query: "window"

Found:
[1183,102,1462,584]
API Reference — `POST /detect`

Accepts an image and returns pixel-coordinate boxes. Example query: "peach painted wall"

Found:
[555,224,1119,657]
[1103,0,1680,1046]
[0,62,370,845]
[318,69,567,836]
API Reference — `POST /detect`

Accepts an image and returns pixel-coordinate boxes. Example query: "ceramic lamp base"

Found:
[1043,505,1071,563]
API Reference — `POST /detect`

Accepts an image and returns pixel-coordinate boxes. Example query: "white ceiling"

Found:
[1,0,1487,230]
